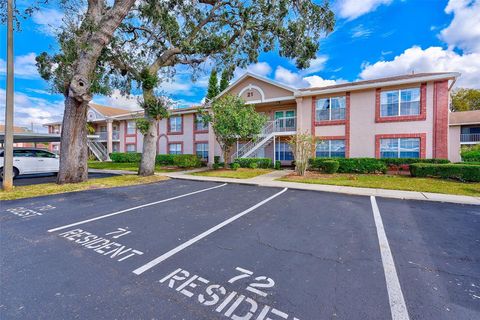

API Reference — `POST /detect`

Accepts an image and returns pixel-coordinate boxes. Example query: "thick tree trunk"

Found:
[56,0,135,184]
[56,97,89,184]
[138,119,158,176]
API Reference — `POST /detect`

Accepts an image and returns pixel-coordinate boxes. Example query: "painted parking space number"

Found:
[160,266,300,319]
[6,205,56,218]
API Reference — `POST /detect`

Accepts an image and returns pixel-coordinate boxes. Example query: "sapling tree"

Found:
[288,132,318,176]
[201,95,266,168]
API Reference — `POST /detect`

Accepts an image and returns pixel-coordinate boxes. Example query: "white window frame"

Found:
[316,140,346,158]
[315,96,346,121]
[169,116,183,133]
[195,143,208,159]
[380,87,420,117]
[379,138,421,158]
[195,114,207,131]
[126,121,136,135]
[169,143,182,155]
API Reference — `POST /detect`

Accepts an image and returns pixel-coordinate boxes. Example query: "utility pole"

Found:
[2,0,14,191]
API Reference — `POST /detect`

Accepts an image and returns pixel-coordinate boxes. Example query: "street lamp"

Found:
[2,0,14,191]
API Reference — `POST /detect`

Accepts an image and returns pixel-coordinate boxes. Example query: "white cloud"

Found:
[274,66,306,87]
[0,89,64,132]
[351,24,373,38]
[302,55,328,75]
[303,76,343,88]
[274,66,343,88]
[233,62,273,79]
[359,46,480,88]
[32,8,64,36]
[94,90,141,111]
[337,0,392,20]
[439,0,480,53]
[0,53,40,79]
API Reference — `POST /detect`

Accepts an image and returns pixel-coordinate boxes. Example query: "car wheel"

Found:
[0,167,19,179]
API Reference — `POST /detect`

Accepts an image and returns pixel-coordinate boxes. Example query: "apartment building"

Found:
[46,71,465,164]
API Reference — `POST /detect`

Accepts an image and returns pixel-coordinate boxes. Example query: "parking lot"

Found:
[1,179,479,319]
[11,172,117,186]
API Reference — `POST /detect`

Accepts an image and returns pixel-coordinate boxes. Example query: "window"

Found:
[380,138,420,158]
[126,144,136,153]
[13,150,36,157]
[380,88,420,117]
[315,96,346,121]
[274,110,296,130]
[100,125,107,132]
[275,142,294,161]
[196,143,208,160]
[169,116,182,133]
[195,114,208,131]
[127,121,136,135]
[35,150,56,158]
[169,143,182,155]
[316,140,345,158]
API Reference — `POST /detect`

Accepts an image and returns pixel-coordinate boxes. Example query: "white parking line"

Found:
[47,183,228,233]
[132,187,288,275]
[370,196,410,320]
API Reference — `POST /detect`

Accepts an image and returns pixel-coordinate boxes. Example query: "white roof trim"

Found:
[215,72,297,100]
[299,73,461,97]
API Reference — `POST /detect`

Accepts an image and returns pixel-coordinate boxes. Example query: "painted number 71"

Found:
[228,267,275,297]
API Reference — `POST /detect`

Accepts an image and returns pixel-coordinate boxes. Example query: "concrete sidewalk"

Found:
[163,169,480,205]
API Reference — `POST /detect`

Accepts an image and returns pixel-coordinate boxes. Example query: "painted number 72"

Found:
[228,267,275,297]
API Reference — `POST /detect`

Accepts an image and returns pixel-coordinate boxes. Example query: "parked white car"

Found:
[0,148,59,179]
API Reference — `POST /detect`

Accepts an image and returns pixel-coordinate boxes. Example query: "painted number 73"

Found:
[228,267,275,297]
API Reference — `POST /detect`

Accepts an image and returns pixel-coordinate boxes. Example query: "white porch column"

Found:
[106,119,113,158]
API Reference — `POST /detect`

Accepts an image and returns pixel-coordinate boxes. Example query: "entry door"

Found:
[275,110,295,129]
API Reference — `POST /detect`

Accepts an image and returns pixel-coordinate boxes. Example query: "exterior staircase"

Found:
[231,117,296,161]
[87,137,109,161]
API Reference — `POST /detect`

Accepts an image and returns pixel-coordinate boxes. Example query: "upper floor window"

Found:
[380,88,420,117]
[169,116,183,133]
[316,140,345,158]
[380,138,420,158]
[127,121,136,135]
[315,96,346,121]
[195,114,208,131]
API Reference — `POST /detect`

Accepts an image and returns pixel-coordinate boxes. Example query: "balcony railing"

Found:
[273,116,296,133]
[95,131,120,141]
[461,133,480,143]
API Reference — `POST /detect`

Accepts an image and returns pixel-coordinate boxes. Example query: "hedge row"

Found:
[109,152,202,168]
[410,163,480,182]
[234,158,272,169]
[461,146,480,162]
[309,158,387,174]
[380,158,450,166]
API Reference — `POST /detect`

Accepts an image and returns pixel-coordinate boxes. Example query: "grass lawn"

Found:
[279,172,480,197]
[88,161,180,172]
[191,168,273,179]
[0,175,168,201]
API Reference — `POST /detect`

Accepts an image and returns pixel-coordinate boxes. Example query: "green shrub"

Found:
[309,158,387,174]
[230,162,240,170]
[172,154,202,168]
[410,163,480,182]
[155,154,175,165]
[322,160,340,174]
[212,163,221,170]
[234,158,272,169]
[461,145,480,162]
[274,160,281,170]
[249,162,258,169]
[110,152,142,163]
[214,156,221,164]
[380,158,450,166]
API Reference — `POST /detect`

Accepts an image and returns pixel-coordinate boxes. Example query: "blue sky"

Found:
[1,0,479,131]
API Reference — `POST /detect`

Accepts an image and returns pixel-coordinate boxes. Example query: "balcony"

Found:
[460,133,480,144]
[273,116,296,133]
[95,131,120,141]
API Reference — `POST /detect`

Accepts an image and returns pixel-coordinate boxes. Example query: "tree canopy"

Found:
[206,69,219,100]
[202,95,267,167]
[451,88,480,112]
